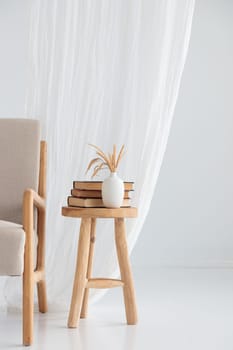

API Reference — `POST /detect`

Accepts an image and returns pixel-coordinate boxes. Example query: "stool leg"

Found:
[115,218,138,325]
[68,218,91,328]
[81,218,97,318]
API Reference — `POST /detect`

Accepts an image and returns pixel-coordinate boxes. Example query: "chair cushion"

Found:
[0,220,25,276]
[0,119,40,224]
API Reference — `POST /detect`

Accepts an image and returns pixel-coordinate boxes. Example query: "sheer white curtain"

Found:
[3,0,195,309]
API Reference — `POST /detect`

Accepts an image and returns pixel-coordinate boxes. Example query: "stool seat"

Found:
[62,206,138,328]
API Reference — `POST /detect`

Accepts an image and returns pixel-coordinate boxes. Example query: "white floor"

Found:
[1,268,233,350]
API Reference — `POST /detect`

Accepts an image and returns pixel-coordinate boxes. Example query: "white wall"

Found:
[132,0,233,268]
[0,1,232,268]
[0,1,29,117]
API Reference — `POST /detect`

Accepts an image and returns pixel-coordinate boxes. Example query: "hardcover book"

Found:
[67,196,131,208]
[73,181,134,191]
[71,188,132,199]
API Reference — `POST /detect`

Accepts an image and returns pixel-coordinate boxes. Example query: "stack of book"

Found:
[67,181,134,208]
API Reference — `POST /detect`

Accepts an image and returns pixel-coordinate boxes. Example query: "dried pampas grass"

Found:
[86,144,125,178]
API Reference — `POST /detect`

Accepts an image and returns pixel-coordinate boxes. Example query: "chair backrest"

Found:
[0,119,40,224]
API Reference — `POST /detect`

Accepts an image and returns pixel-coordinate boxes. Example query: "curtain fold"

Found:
[3,0,195,309]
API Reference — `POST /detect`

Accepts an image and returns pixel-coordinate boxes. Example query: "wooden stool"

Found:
[61,207,138,328]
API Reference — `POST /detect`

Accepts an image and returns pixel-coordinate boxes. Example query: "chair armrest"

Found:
[23,188,45,212]
[23,188,46,274]
[23,188,45,234]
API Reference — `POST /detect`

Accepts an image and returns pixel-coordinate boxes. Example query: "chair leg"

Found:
[23,264,34,345]
[36,208,47,313]
[23,191,35,346]
[37,279,48,313]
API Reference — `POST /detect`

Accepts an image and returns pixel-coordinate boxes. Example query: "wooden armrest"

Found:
[23,188,45,211]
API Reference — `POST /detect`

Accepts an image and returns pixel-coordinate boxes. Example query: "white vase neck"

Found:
[110,172,117,177]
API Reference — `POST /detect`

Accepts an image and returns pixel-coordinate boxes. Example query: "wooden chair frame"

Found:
[22,141,48,345]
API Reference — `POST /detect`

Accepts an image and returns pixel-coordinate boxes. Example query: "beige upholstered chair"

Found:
[0,119,47,345]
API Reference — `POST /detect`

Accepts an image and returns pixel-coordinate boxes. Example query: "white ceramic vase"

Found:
[102,172,124,208]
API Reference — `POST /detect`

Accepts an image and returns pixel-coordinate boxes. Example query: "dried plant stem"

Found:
[86,143,125,178]
[116,145,125,169]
